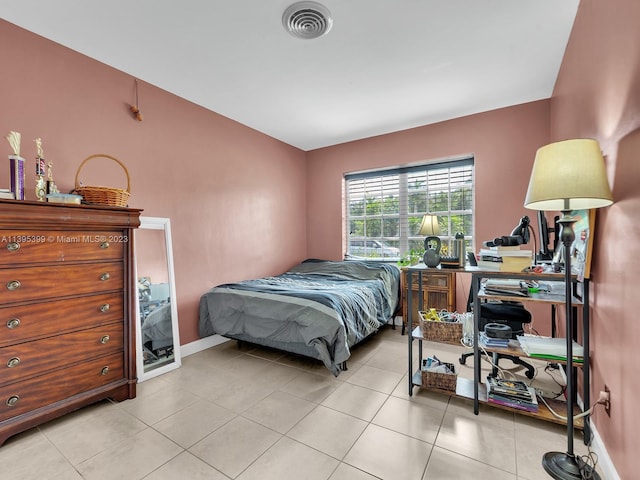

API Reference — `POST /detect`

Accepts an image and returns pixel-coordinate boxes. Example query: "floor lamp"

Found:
[524,139,613,480]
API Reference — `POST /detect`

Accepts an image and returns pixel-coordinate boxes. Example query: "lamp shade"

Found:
[418,214,440,236]
[524,139,614,211]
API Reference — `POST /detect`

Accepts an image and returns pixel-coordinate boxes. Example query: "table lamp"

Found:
[418,214,441,267]
[524,138,613,480]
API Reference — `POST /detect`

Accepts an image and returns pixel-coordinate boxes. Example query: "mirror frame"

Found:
[134,216,182,382]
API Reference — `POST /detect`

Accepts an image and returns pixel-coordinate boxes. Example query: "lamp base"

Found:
[542,452,600,480]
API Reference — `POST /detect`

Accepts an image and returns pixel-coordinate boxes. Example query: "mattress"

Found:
[198,259,400,375]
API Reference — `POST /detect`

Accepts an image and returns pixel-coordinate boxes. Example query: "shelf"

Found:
[411,325,463,347]
[478,289,583,306]
[477,342,584,367]
[411,372,583,429]
[407,267,591,444]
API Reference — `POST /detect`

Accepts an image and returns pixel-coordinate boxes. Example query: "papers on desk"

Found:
[517,335,584,363]
[482,279,529,297]
[483,287,529,297]
[484,279,524,288]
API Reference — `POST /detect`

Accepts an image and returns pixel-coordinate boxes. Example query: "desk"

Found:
[407,267,592,444]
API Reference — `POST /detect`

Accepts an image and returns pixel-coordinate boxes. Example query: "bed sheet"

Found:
[198,259,400,375]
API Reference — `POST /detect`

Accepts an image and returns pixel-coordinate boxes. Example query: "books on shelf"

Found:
[479,332,510,348]
[476,247,533,272]
[485,376,538,412]
[481,278,530,297]
[482,287,529,297]
[477,255,532,273]
[486,376,530,398]
[484,279,524,289]
[479,247,533,257]
[516,335,584,363]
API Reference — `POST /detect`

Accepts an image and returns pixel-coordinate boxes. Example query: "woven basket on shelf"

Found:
[418,311,463,344]
[74,154,130,207]
[421,361,457,392]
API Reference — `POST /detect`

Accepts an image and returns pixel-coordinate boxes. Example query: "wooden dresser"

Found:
[0,199,141,446]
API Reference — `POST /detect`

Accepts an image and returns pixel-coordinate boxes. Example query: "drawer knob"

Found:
[100,272,110,281]
[7,357,20,368]
[6,242,20,252]
[6,318,20,329]
[6,395,19,407]
[100,303,110,313]
[100,335,110,344]
[100,366,110,376]
[100,241,110,249]
[6,280,21,291]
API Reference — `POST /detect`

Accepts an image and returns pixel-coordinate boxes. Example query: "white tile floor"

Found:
[0,326,602,479]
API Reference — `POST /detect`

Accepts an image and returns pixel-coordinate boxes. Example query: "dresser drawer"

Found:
[0,231,125,266]
[0,292,123,347]
[0,323,123,386]
[405,271,451,290]
[1,262,123,303]
[0,352,124,422]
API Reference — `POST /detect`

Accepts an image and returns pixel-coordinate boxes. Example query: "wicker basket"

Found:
[74,154,130,207]
[421,361,457,392]
[418,311,463,344]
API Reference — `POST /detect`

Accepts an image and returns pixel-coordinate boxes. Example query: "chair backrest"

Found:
[466,285,532,336]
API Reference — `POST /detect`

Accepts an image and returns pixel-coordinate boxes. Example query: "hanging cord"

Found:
[131,79,143,121]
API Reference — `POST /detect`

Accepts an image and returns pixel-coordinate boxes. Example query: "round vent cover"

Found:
[283,1,333,39]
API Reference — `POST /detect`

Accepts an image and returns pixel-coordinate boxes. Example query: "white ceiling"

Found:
[0,1,579,151]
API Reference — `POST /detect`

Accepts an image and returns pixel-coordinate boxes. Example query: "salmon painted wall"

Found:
[306,100,551,314]
[550,0,640,477]
[0,20,308,345]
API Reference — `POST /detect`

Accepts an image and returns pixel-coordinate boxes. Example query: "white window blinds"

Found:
[345,158,474,259]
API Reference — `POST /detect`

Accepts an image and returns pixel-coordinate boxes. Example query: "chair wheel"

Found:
[459,355,466,365]
[525,370,535,379]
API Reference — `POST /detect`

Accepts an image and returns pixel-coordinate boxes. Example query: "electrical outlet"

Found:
[604,385,611,416]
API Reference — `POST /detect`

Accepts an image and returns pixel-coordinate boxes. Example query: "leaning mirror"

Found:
[134,217,181,382]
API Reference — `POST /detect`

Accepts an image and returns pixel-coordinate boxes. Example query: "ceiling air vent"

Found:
[283,2,333,39]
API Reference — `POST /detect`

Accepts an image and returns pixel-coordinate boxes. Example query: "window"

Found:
[345,158,474,260]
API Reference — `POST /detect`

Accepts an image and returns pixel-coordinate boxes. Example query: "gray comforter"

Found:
[198,259,400,375]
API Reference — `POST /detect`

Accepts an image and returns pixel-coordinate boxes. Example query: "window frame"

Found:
[344,157,474,261]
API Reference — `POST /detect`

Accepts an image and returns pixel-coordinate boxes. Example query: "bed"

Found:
[198,259,400,376]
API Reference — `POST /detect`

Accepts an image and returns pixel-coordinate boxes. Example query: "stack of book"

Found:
[481,278,529,297]
[477,246,533,272]
[479,331,510,348]
[485,376,538,412]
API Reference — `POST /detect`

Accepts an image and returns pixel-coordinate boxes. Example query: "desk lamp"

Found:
[524,138,613,480]
[418,214,441,267]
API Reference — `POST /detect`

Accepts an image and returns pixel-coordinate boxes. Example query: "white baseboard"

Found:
[181,334,230,357]
[589,422,620,480]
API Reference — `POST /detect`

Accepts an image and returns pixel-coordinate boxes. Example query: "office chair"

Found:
[459,289,536,379]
